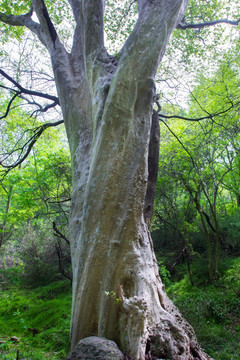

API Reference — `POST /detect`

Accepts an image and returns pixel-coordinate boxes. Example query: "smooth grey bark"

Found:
[0,1,213,359]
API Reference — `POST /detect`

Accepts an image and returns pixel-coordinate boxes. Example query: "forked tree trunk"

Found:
[21,0,212,359]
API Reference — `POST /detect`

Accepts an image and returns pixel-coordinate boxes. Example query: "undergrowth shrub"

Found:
[166,256,240,360]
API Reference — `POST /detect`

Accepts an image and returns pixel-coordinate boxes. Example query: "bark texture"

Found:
[0,1,213,359]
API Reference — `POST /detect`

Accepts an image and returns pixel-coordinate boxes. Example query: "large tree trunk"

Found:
[66,83,211,358]
[34,1,212,359]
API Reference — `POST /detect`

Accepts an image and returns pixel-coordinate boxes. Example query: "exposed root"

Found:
[123,353,159,360]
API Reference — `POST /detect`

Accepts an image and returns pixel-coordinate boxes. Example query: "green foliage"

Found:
[14,223,62,286]
[0,266,24,289]
[0,1,30,42]
[104,290,120,304]
[158,0,240,110]
[154,45,240,280]
[104,0,138,51]
[172,0,239,62]
[166,256,240,360]
[158,260,171,286]
[0,94,71,215]
[0,95,72,286]
[0,0,74,44]
[0,0,31,15]
[0,278,71,360]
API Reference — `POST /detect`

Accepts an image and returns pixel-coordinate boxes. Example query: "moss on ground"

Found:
[0,277,71,360]
[166,256,240,360]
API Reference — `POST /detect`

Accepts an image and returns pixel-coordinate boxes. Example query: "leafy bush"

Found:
[158,260,171,286]
[1,221,71,288]
[166,256,240,360]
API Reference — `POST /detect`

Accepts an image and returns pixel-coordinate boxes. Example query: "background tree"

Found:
[0,95,72,284]
[154,45,240,283]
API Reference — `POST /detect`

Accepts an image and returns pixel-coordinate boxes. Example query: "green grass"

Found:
[166,256,240,360]
[0,277,72,360]
[1,257,240,359]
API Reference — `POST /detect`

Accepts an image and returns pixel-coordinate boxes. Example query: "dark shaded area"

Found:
[144,110,160,227]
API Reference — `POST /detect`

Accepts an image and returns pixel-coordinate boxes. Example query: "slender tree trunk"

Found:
[187,251,194,287]
[212,214,221,279]
[237,194,240,207]
[199,211,213,282]
[0,185,12,248]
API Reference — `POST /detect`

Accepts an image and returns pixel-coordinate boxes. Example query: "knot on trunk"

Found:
[120,285,149,358]
[120,285,148,320]
[122,295,148,319]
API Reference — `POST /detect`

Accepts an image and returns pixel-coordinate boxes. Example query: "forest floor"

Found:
[164,255,240,360]
[0,276,71,360]
[0,255,240,359]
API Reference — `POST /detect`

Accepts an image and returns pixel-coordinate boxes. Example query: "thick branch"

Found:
[177,18,240,29]
[66,0,86,67]
[0,7,33,26]
[67,0,81,24]
[0,7,45,45]
[82,0,105,58]
[0,69,59,104]
[119,0,188,81]
[31,0,59,51]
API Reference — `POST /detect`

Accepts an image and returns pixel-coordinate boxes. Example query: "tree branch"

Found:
[0,92,20,120]
[202,210,216,233]
[157,101,240,122]
[0,7,45,45]
[118,0,188,81]
[160,118,196,168]
[31,0,59,51]
[177,18,240,30]
[54,238,72,282]
[53,221,70,245]
[118,0,137,27]
[82,0,105,58]
[67,0,81,24]
[0,69,59,104]
[66,0,86,69]
[144,111,160,227]
[0,7,33,26]
[0,120,64,174]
